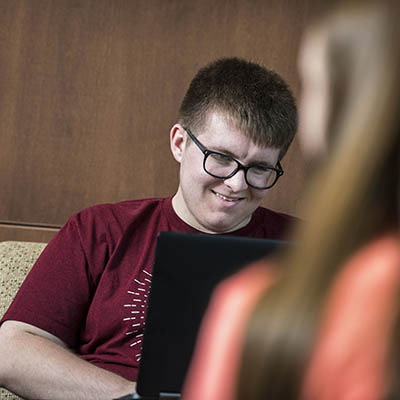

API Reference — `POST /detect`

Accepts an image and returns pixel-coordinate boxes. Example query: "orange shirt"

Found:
[302,233,400,400]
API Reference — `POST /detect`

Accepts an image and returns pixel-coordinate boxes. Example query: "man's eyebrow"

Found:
[249,160,275,168]
[211,146,275,167]
[208,145,237,158]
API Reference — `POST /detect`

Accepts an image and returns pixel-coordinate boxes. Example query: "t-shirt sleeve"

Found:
[1,214,98,349]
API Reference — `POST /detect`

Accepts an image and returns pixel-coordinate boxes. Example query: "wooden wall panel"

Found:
[0,0,315,241]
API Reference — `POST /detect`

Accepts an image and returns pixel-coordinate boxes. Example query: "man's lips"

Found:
[212,190,244,202]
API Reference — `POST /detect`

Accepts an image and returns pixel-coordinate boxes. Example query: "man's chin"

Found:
[200,215,249,234]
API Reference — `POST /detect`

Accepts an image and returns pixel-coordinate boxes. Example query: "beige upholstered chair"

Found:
[0,241,47,400]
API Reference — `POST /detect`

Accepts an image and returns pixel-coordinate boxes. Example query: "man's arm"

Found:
[0,320,136,400]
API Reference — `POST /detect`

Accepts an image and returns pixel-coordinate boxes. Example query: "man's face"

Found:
[170,111,281,234]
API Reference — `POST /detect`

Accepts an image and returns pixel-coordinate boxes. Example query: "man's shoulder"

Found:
[63,197,171,233]
[75,197,169,218]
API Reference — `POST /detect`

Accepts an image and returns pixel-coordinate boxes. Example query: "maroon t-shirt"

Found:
[1,197,295,380]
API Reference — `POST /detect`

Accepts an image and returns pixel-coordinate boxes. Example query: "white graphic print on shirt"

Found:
[123,266,152,363]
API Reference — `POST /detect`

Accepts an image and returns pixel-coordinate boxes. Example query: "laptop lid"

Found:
[119,231,286,400]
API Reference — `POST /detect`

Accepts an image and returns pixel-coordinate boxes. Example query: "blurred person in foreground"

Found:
[182,1,400,399]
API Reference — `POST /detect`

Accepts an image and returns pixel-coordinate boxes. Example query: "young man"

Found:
[0,57,297,399]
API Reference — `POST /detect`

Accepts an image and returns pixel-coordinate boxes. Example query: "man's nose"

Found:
[223,169,248,192]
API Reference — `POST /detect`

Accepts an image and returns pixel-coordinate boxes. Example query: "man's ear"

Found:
[170,124,187,163]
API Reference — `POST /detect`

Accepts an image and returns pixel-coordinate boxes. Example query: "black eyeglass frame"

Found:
[184,127,284,190]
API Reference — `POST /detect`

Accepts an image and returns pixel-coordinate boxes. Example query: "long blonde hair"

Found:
[238,1,400,399]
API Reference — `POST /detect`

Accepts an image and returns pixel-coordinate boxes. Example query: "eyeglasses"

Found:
[184,127,284,190]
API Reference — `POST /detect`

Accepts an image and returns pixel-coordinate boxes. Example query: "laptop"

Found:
[115,231,287,400]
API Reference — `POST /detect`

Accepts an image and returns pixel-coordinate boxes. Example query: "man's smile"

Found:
[213,190,244,202]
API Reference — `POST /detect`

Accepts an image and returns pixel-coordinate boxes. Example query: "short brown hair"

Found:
[178,57,297,159]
